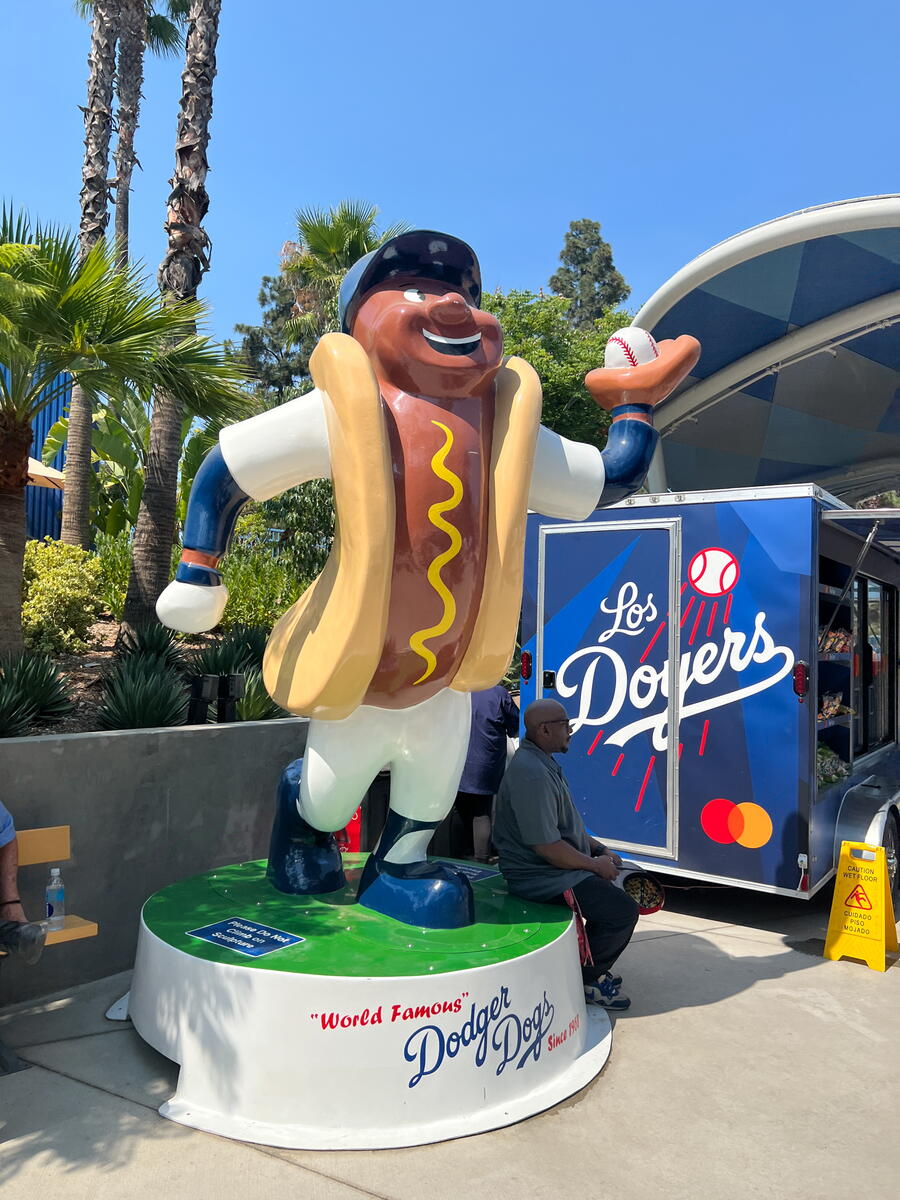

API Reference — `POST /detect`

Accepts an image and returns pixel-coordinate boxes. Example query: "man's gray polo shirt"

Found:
[493,738,594,901]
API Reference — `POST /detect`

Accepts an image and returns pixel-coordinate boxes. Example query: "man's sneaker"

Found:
[584,976,631,1010]
[604,970,623,990]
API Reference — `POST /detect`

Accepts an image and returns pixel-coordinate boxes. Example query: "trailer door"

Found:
[537,518,681,858]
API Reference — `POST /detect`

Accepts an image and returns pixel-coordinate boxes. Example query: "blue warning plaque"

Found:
[186,916,304,957]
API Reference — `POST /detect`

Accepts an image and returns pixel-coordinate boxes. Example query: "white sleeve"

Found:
[218,388,331,501]
[527,425,605,520]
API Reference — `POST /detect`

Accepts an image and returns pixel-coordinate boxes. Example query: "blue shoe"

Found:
[358,857,475,928]
[266,758,346,895]
[584,977,631,1010]
[605,970,623,990]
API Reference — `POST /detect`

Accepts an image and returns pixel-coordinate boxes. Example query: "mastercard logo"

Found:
[700,799,773,848]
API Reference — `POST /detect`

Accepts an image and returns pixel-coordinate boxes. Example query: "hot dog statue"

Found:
[157,230,700,929]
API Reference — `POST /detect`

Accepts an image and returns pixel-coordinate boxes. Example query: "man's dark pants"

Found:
[554,877,639,983]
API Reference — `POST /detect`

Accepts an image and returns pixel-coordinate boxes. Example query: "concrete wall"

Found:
[1,719,308,1004]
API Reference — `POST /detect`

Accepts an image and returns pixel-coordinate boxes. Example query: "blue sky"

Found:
[3,1,899,345]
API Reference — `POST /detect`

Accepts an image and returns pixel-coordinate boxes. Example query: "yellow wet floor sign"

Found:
[824,841,898,972]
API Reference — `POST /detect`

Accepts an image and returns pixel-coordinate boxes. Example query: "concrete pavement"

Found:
[1,884,897,1200]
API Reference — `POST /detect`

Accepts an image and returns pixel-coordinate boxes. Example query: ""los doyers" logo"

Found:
[556,581,795,751]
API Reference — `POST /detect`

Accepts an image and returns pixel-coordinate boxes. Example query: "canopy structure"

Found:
[26,456,64,489]
[636,196,900,501]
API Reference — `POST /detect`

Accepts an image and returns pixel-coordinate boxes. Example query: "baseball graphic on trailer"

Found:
[688,547,739,596]
[604,327,660,370]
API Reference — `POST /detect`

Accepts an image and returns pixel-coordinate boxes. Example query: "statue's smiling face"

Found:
[351,280,504,397]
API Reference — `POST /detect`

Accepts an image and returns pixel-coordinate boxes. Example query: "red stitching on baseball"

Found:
[610,336,637,367]
[649,334,660,358]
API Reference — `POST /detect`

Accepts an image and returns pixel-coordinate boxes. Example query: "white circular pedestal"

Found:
[128,858,612,1149]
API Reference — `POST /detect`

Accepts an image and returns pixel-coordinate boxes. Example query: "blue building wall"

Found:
[25,374,70,542]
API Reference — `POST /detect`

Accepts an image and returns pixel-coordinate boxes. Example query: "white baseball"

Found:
[604,326,660,370]
[688,548,739,597]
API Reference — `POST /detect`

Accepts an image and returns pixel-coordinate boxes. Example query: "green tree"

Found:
[484,289,631,450]
[122,0,224,637]
[282,201,408,340]
[549,218,630,331]
[228,274,312,400]
[0,211,247,654]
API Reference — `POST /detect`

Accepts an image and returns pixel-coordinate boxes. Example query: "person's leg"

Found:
[570,875,639,982]
[454,792,493,860]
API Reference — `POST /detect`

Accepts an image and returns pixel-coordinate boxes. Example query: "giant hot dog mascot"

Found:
[157,230,699,929]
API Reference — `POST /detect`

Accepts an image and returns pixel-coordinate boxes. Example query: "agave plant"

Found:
[235,668,288,723]
[0,652,74,722]
[0,677,37,738]
[97,656,187,730]
[117,623,187,673]
[187,624,269,677]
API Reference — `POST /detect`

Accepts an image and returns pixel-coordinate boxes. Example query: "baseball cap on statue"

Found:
[339,230,482,334]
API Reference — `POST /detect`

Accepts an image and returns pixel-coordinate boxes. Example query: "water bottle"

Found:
[44,867,66,931]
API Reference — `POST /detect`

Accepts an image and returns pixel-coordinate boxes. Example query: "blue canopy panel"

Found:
[634,197,900,502]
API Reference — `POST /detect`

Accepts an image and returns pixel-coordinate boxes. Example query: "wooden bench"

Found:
[0,825,98,1074]
[1,825,98,950]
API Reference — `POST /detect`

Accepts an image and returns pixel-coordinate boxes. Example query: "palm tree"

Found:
[0,210,247,654]
[60,0,119,549]
[282,201,409,341]
[76,1,191,267]
[121,0,223,636]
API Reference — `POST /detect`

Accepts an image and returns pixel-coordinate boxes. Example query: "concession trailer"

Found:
[520,485,900,899]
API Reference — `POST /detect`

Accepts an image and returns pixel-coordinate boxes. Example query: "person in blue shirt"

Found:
[454,685,520,862]
[0,802,46,964]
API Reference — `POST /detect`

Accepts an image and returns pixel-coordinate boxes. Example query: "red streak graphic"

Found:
[699,719,710,756]
[680,596,695,627]
[724,593,733,625]
[612,753,624,777]
[635,756,656,812]
[680,582,688,594]
[706,601,718,636]
[689,601,706,646]
[678,743,683,758]
[640,621,666,662]
[587,730,603,756]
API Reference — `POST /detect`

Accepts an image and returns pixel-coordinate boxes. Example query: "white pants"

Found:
[299,688,472,863]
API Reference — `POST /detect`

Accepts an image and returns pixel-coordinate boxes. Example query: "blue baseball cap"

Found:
[338,230,482,334]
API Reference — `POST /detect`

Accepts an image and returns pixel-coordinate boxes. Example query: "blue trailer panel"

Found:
[522,485,900,898]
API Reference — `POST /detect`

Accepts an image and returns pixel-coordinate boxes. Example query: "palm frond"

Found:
[146,13,184,56]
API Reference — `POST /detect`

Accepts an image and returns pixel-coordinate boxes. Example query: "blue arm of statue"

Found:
[598,407,660,507]
[175,445,250,587]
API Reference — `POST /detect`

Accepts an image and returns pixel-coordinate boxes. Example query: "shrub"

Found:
[0,677,36,738]
[118,623,187,673]
[219,547,302,629]
[187,623,269,677]
[235,668,288,722]
[97,657,188,730]
[0,652,73,722]
[22,539,104,654]
[94,530,132,621]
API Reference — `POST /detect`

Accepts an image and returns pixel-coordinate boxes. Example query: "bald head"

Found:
[524,699,573,754]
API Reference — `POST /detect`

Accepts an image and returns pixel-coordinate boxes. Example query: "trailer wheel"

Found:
[883,812,900,901]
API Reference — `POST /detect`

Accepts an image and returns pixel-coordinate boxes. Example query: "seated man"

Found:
[0,802,46,965]
[493,699,638,1010]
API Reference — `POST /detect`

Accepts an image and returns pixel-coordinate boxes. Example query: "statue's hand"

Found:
[156,580,229,634]
[586,333,701,413]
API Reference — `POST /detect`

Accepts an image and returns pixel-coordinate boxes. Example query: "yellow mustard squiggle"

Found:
[409,420,464,684]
